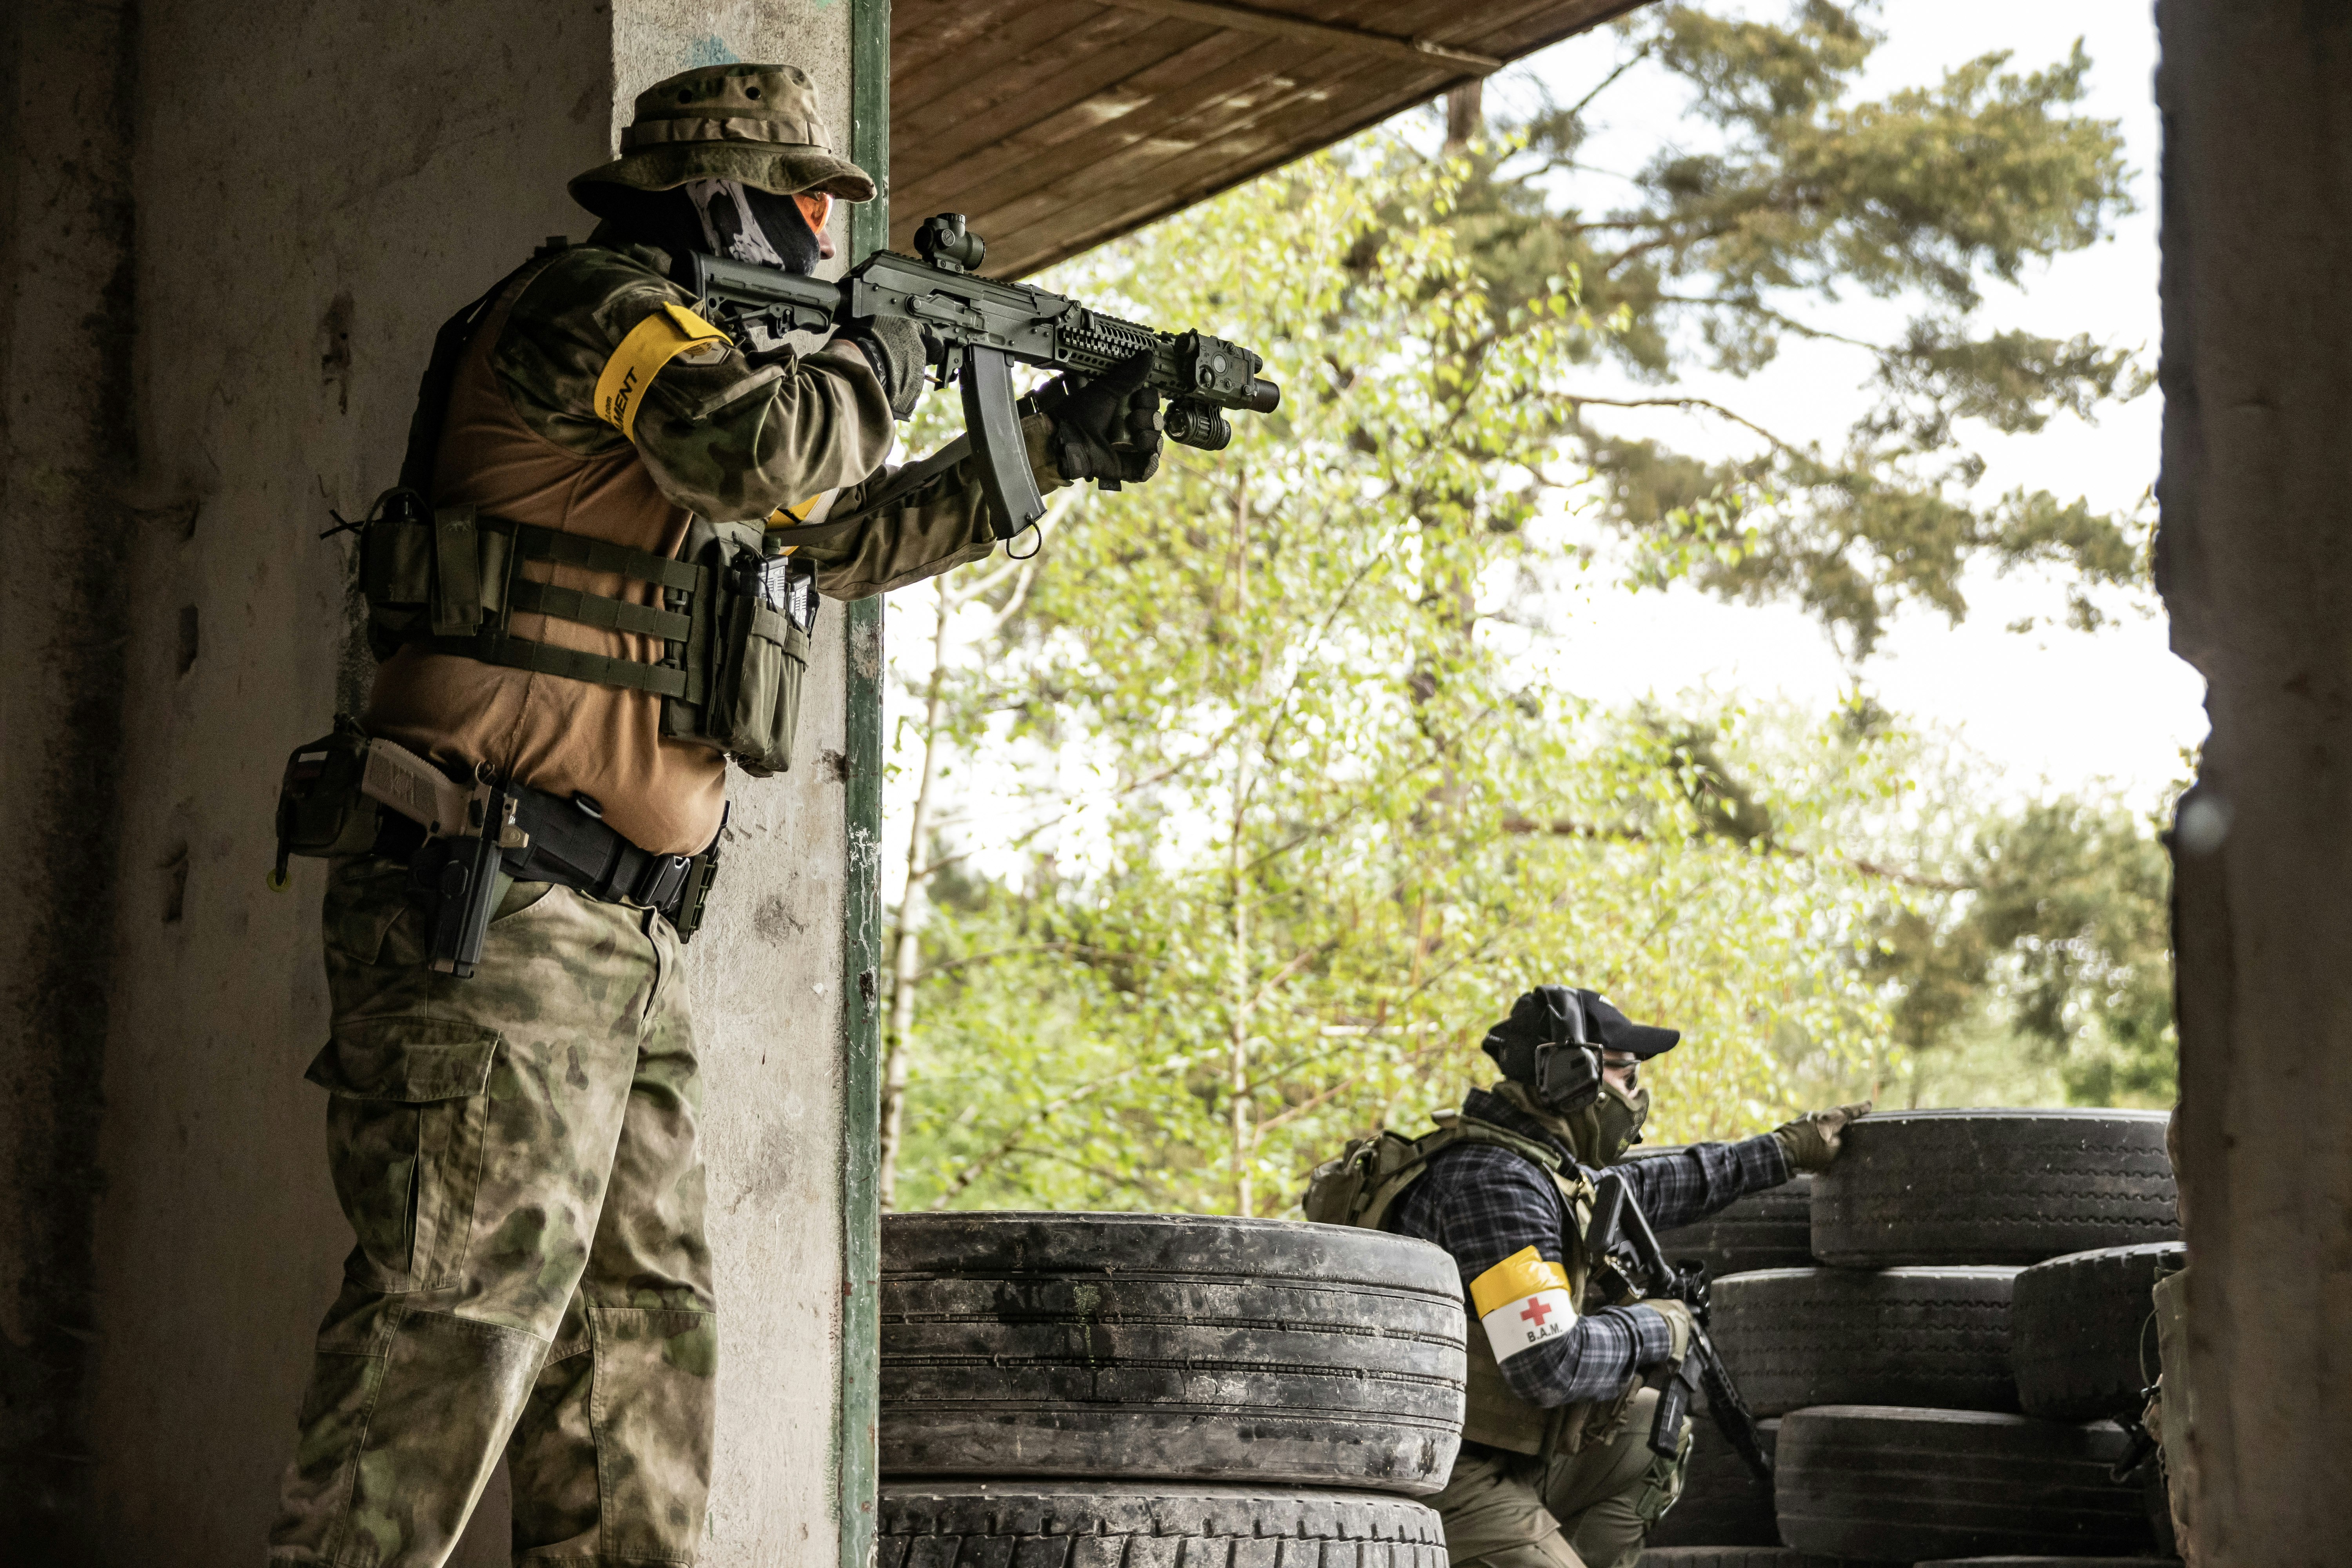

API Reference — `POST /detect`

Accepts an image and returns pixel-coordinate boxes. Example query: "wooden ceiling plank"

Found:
[889,0,1038,76]
[890,0,1652,274]
[926,54,1404,228]
[898,67,1363,234]
[1002,74,1463,273]
[965,53,1421,242]
[891,2,1156,112]
[1467,0,1653,57]
[1092,0,1498,71]
[891,32,1304,218]
[973,59,1449,271]
[891,17,1240,187]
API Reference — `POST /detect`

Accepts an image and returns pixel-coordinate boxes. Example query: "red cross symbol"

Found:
[1519,1297,1555,1328]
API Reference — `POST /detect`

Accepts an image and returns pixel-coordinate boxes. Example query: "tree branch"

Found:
[1498,813,1974,891]
[911,939,1162,983]
[1650,293,1888,355]
[1557,392,1805,457]
[1565,42,1653,122]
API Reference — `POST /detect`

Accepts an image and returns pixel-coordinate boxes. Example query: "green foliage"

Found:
[876,8,2177,1217]
[1438,2,2149,653]
[886,146,1925,1216]
[1869,795,2176,1107]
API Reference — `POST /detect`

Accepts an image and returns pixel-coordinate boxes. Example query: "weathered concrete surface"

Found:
[621,16,858,1560]
[0,0,856,1559]
[0,4,139,1555]
[2156,4,2352,1564]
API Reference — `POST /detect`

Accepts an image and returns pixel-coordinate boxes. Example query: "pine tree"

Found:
[1434,1,2146,655]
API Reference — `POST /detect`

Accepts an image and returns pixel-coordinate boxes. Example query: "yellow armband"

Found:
[1470,1246,1575,1364]
[593,302,728,442]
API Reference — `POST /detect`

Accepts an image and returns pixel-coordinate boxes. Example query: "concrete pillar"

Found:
[2156,5,2352,1564]
[0,4,140,1554]
[2,0,866,1560]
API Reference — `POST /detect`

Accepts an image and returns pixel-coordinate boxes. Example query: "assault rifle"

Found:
[672,211,1281,540]
[1585,1168,1775,1485]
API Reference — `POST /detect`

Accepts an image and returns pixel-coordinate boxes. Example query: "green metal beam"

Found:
[838,2,890,1564]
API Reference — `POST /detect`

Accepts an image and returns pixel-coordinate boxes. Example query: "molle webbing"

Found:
[416,512,707,700]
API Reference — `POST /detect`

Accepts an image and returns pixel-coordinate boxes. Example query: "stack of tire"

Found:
[1639,1109,2182,1568]
[878,1212,1466,1568]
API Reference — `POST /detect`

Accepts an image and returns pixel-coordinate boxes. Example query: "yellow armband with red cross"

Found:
[1470,1246,1576,1363]
[593,302,729,442]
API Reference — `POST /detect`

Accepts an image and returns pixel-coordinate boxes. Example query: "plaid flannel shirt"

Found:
[1388,1086,1789,1408]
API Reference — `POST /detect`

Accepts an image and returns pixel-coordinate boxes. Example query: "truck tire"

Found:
[1775,1406,2156,1561]
[878,1481,1448,1568]
[1710,1267,2020,1416]
[1638,1550,1901,1567]
[880,1212,1465,1494]
[2011,1243,2187,1420]
[1909,1558,2183,1566]
[1811,1110,2176,1267]
[1642,1415,1778,1548]
[1633,1149,1813,1278]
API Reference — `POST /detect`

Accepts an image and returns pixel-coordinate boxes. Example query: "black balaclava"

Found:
[592,178,822,275]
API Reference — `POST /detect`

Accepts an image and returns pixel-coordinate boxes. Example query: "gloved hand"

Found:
[1773,1100,1873,1172]
[1638,1298,1693,1369]
[1036,350,1163,486]
[838,316,934,420]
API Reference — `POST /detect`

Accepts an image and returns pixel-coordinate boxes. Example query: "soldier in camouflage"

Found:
[267,62,1163,1568]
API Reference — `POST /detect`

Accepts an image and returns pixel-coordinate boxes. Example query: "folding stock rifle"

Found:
[675,211,1282,539]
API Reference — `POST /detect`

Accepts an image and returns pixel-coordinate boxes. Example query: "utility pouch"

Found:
[661,517,815,777]
[272,717,384,887]
[357,492,517,660]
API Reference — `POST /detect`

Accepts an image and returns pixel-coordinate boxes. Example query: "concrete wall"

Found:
[0,5,140,1553]
[2156,4,2352,1564]
[2,0,858,1559]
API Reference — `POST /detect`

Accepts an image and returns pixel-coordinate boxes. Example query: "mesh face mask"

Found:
[1561,1081,1652,1167]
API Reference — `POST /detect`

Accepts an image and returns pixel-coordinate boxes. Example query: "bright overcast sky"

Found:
[1487,0,2202,808]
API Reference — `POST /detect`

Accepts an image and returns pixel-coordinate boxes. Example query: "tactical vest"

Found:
[1302,1110,1639,1458]
[354,244,818,779]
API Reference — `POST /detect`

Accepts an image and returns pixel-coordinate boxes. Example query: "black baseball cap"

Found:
[1482,985,1681,1064]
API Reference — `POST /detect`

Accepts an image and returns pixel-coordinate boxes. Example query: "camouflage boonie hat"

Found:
[570,62,877,212]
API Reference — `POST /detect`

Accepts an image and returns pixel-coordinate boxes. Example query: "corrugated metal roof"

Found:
[889,0,1646,276]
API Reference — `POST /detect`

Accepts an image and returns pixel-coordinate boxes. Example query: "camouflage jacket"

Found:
[483,224,1063,598]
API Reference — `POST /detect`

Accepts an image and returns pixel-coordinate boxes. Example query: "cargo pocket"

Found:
[306,1018,500,1292]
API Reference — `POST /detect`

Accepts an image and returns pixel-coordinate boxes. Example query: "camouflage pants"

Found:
[268,856,716,1568]
[1436,1390,1690,1568]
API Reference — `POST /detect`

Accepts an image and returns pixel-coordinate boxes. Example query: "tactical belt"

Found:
[377,779,718,932]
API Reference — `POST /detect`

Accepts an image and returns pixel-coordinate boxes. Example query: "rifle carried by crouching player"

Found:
[1586,1167,1776,1484]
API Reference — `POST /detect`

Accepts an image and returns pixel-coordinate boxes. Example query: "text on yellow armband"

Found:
[1470,1247,1572,1316]
[594,302,728,442]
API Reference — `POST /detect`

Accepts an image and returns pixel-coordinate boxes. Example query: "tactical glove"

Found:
[1638,1298,1693,1368]
[838,316,933,420]
[1037,350,1163,486]
[1774,1100,1873,1172]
